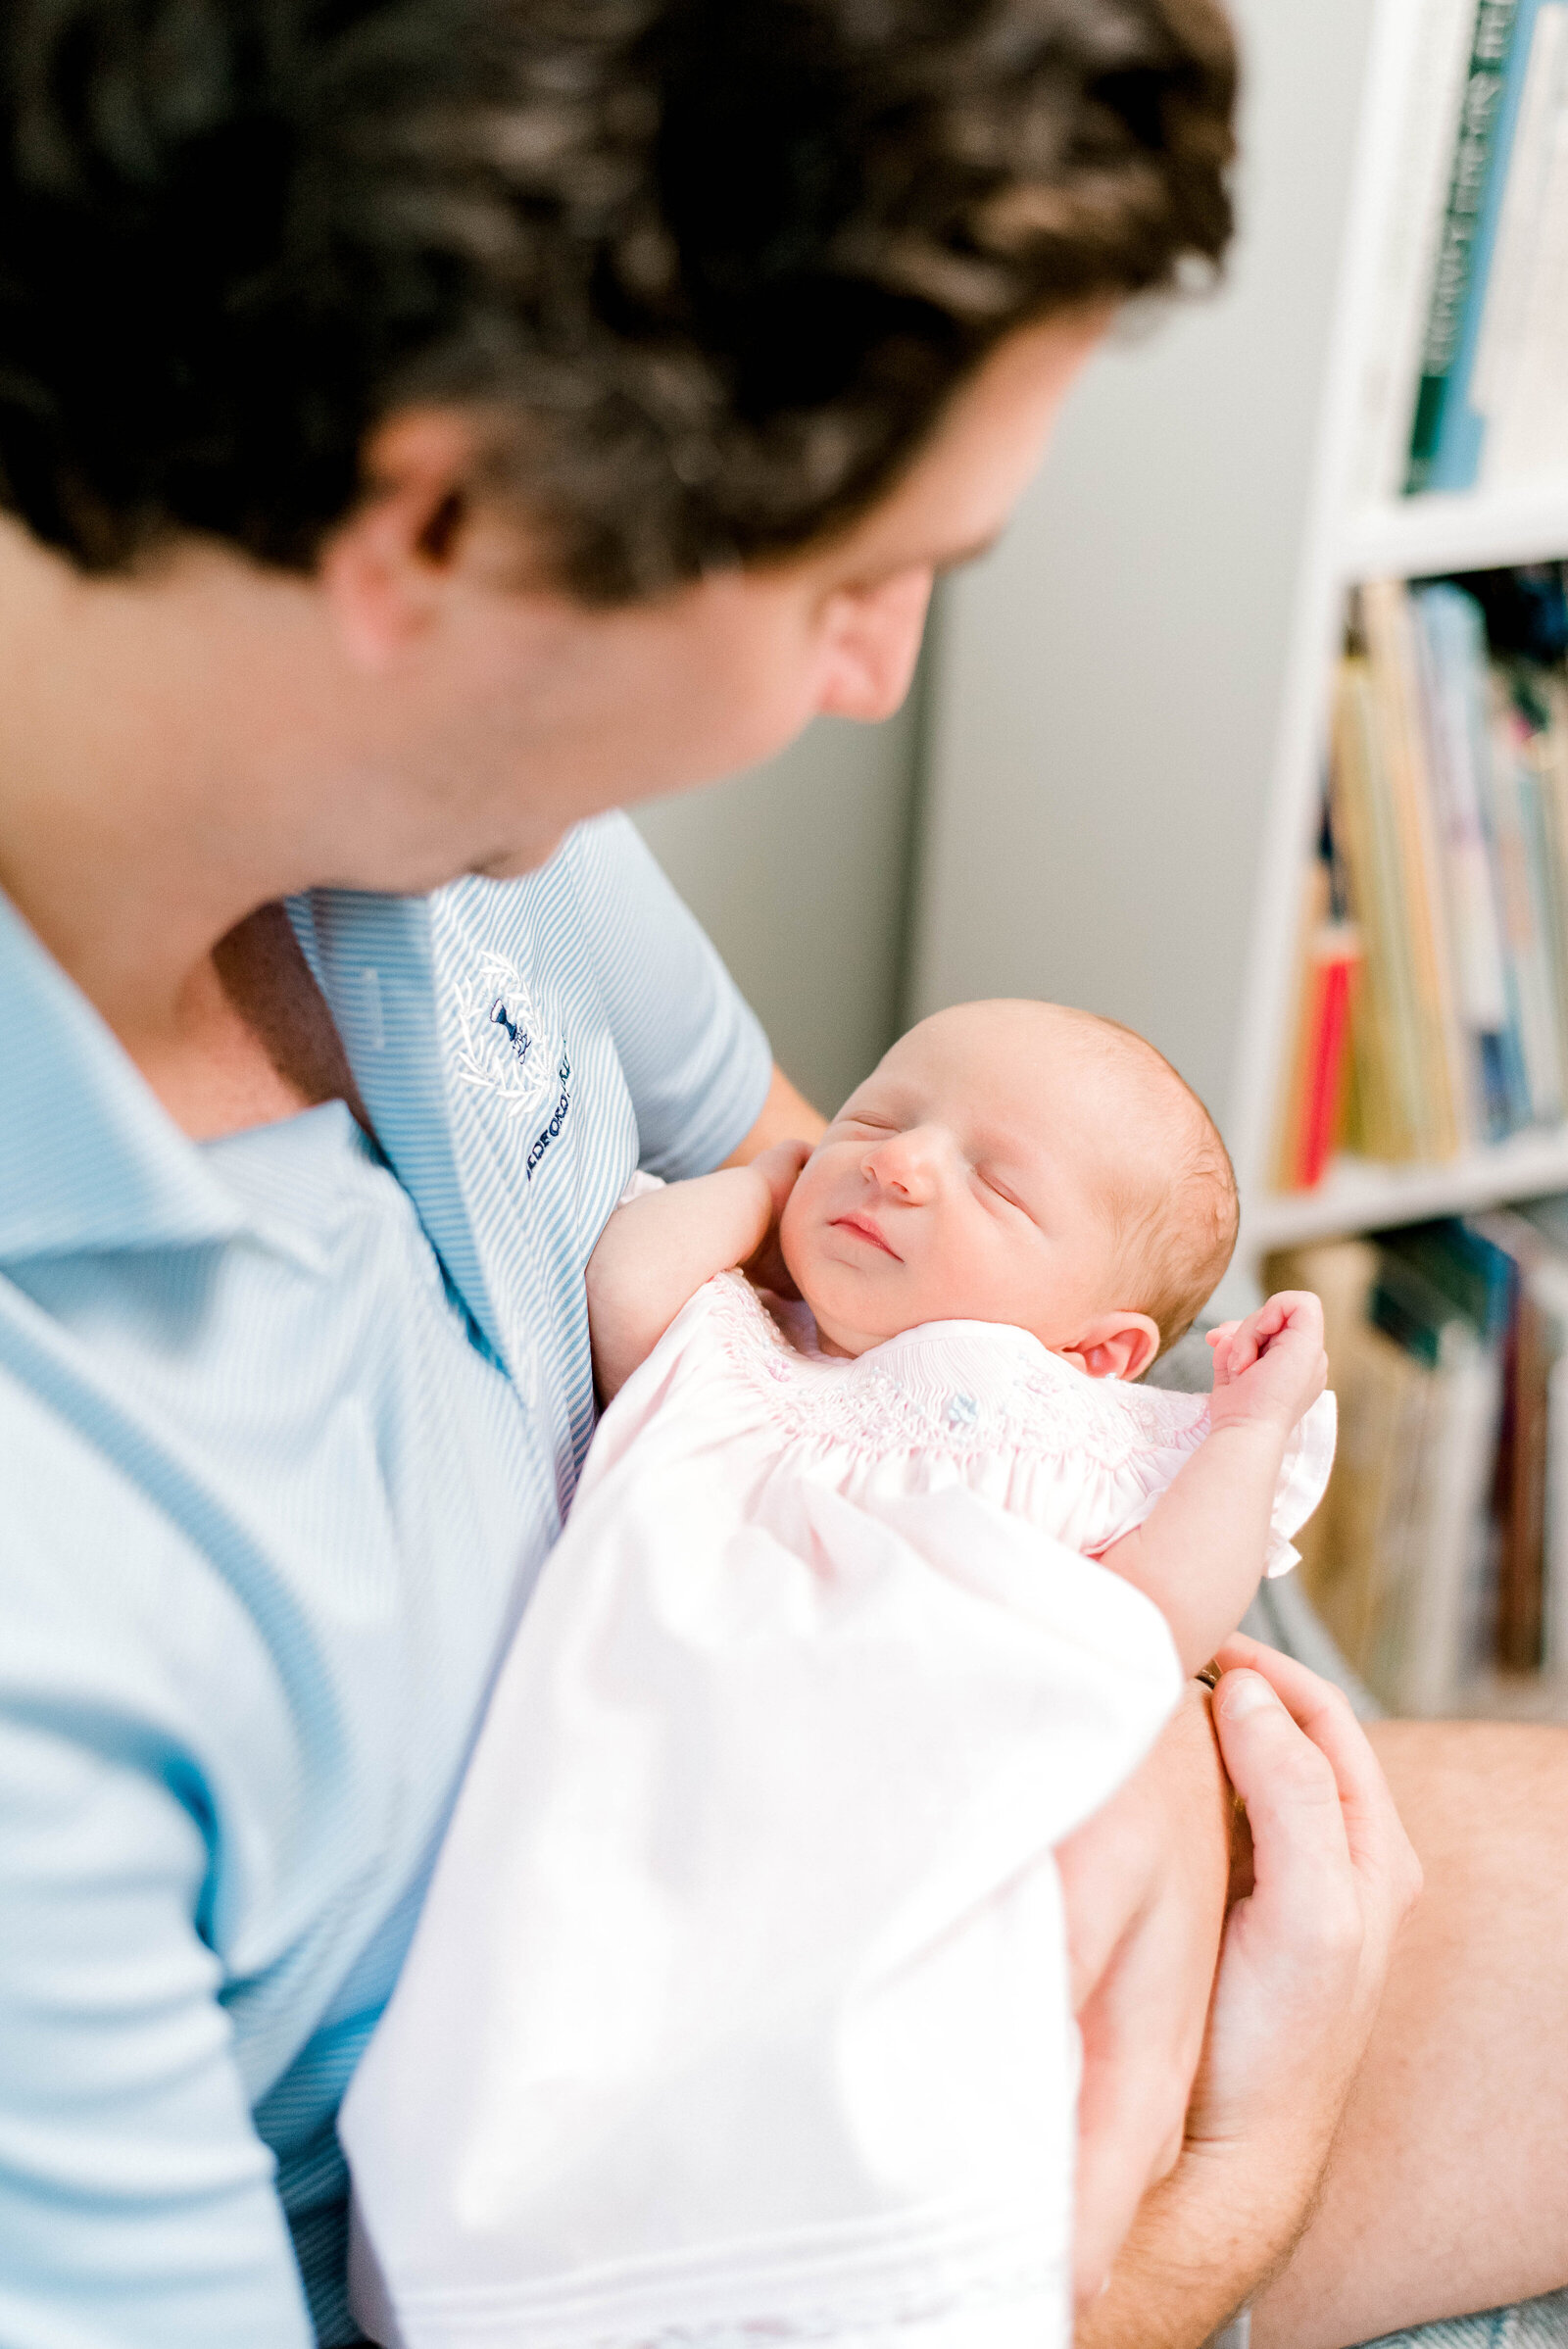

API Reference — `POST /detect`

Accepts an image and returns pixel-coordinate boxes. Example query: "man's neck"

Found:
[183,907,371,1141]
[0,527,306,1014]
[0,524,368,1136]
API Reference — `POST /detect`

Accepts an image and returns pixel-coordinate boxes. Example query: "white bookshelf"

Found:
[906,0,1568,1314]
[1342,479,1568,580]
[1250,1125,1568,1252]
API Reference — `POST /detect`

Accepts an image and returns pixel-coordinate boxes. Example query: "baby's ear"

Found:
[1064,1312,1161,1384]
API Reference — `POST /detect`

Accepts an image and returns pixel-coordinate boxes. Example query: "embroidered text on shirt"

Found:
[525,1055,573,1180]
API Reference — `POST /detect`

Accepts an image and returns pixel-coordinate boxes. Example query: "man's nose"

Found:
[862,1126,945,1201]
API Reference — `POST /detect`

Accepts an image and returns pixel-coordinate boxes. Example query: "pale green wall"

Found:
[633,698,921,1118]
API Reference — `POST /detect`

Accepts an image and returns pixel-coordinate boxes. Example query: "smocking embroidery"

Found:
[705,1273,1208,1473]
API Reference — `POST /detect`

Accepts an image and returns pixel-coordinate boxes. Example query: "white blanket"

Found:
[340,1274,1208,2349]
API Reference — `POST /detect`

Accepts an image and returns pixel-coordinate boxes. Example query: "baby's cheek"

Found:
[777,1186,814,1295]
[942,1230,1028,1329]
[778,1189,851,1326]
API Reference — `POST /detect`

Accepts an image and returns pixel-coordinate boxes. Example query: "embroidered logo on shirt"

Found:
[454,953,559,1119]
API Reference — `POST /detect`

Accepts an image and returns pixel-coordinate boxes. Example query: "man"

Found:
[0,4,1561,2344]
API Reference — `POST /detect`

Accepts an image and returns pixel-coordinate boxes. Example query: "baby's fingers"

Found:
[752,1139,811,1215]
[1225,1295,1300,1377]
[1261,1290,1325,1346]
[1250,1297,1292,1346]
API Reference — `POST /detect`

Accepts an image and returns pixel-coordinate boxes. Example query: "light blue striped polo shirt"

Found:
[0,813,771,2349]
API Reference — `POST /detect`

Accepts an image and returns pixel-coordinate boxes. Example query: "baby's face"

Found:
[780,1003,1150,1367]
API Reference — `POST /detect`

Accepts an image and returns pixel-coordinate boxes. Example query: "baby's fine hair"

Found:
[1054,1006,1238,1353]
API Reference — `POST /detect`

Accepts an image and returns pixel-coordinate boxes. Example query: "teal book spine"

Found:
[1407,0,1529,492]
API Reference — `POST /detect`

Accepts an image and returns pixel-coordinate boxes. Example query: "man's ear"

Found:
[316,408,488,671]
[1060,1311,1161,1384]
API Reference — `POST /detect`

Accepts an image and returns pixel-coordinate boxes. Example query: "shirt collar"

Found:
[0,891,245,1262]
[294,886,508,1370]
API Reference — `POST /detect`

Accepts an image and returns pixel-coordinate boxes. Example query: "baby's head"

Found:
[780,1000,1237,1377]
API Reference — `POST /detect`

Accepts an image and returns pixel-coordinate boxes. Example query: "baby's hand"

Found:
[738,1139,812,1299]
[1205,1291,1327,1437]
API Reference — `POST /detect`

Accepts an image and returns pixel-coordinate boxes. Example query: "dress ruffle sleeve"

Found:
[1067,1383,1339,1582]
[1261,1389,1339,1577]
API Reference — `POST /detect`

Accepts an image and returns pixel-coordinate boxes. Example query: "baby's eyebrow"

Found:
[971,1120,1034,1165]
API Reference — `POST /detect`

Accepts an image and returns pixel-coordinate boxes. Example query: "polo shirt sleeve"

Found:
[0,1709,313,2349]
[569,813,773,1180]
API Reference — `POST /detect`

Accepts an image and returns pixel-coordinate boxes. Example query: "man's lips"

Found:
[829,1212,901,1260]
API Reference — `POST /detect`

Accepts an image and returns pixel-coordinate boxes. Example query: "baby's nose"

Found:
[864,1127,943,1199]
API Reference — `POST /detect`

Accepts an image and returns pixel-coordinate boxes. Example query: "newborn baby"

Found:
[343,1002,1333,2349]
[589,998,1331,1677]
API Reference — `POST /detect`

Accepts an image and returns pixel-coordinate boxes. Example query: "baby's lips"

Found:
[828,1210,901,1260]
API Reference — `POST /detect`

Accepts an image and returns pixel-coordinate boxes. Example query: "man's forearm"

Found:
[1075,2137,1313,2349]
[720,1062,826,1162]
[1252,1722,1568,2347]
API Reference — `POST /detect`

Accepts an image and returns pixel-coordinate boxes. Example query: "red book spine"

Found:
[1295,943,1358,1189]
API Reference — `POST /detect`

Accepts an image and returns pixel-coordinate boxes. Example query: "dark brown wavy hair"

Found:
[0,0,1236,599]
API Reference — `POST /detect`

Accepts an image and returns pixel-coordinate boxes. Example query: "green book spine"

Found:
[1406,0,1520,491]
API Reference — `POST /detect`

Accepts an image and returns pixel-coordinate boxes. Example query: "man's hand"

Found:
[1059,1684,1233,2308]
[1076,1639,1423,2349]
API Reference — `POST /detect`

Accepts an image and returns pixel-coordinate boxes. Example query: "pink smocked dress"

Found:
[344,1270,1336,2349]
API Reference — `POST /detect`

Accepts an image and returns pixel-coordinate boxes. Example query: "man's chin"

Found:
[473,830,568,880]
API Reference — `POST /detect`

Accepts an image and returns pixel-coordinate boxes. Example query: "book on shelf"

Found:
[1358,0,1568,498]
[1273,564,1568,1187]
[1273,815,1360,1192]
[1409,0,1535,491]
[1267,1205,1568,1714]
[1468,0,1568,482]
[1355,0,1480,502]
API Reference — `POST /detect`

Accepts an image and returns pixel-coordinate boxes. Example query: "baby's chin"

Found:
[782,1252,905,1361]
[784,1244,1063,1360]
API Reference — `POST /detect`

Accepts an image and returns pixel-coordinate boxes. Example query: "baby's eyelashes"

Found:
[974,1167,1035,1220]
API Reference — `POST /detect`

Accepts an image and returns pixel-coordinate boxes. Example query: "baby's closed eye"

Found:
[975,1167,1027,1212]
